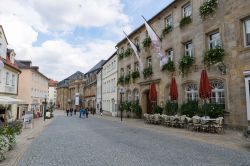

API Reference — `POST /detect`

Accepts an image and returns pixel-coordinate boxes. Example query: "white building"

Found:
[48,79,57,105]
[0,25,22,121]
[96,70,102,114]
[102,52,118,116]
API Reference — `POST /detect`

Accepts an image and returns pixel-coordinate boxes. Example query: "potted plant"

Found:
[179,16,192,28]
[179,56,194,75]
[204,46,225,66]
[117,76,125,85]
[162,60,175,72]
[162,25,173,37]
[131,71,140,80]
[164,101,178,115]
[142,37,152,49]
[143,66,153,79]
[199,0,218,19]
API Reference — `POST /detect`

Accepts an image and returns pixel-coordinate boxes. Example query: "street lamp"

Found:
[44,95,47,121]
[118,87,125,121]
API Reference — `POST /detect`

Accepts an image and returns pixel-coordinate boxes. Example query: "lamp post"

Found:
[44,96,47,121]
[119,87,125,121]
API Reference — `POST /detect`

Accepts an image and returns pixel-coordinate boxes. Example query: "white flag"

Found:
[124,33,144,72]
[144,20,168,69]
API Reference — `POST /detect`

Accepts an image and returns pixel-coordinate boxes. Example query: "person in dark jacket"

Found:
[66,109,69,116]
[74,108,77,115]
[70,108,73,116]
[86,108,89,118]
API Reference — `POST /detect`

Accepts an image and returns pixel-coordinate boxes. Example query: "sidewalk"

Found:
[94,114,250,152]
[0,116,54,166]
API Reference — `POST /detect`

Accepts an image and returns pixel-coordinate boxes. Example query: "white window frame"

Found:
[182,3,192,18]
[185,84,198,101]
[166,49,174,61]
[209,32,221,49]
[146,57,152,67]
[243,18,250,47]
[12,74,15,86]
[185,42,193,57]
[165,14,173,27]
[134,62,139,72]
[210,80,225,105]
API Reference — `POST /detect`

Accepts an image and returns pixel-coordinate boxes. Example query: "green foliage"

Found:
[131,101,142,117]
[179,56,194,75]
[204,46,225,66]
[131,71,140,80]
[199,0,218,19]
[162,60,175,72]
[164,101,178,115]
[143,66,153,79]
[180,101,199,117]
[117,76,124,85]
[142,37,152,48]
[179,16,192,28]
[0,135,9,161]
[202,103,224,118]
[154,105,163,114]
[8,121,23,135]
[123,101,132,112]
[118,52,124,60]
[124,48,133,57]
[162,25,173,37]
[124,74,131,84]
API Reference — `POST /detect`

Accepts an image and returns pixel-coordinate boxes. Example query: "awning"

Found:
[0,96,25,104]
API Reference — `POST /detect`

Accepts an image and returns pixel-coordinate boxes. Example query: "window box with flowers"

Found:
[199,0,218,19]
[179,55,194,75]
[162,60,175,72]
[117,76,125,85]
[142,37,152,49]
[204,46,225,66]
[131,71,140,80]
[162,25,173,37]
[124,48,133,57]
[179,16,192,28]
[124,74,131,84]
[143,66,153,79]
[118,53,124,61]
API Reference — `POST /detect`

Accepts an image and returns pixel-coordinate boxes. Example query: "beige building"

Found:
[17,60,49,114]
[48,79,57,106]
[57,71,85,110]
[116,0,250,129]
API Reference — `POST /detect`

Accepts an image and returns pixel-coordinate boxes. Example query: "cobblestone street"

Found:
[17,112,250,166]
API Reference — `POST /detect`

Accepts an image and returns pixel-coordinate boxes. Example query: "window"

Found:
[12,74,15,86]
[133,89,139,101]
[127,65,131,75]
[183,3,192,17]
[120,68,124,76]
[127,91,132,101]
[134,37,139,46]
[166,49,174,61]
[120,47,124,54]
[243,19,250,47]
[185,84,198,101]
[165,15,173,27]
[127,43,131,49]
[146,57,152,67]
[134,62,139,72]
[6,72,9,85]
[185,42,193,57]
[209,32,221,49]
[210,80,225,106]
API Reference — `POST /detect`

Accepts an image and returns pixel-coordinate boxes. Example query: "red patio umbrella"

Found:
[169,77,178,101]
[199,70,212,99]
[149,83,157,102]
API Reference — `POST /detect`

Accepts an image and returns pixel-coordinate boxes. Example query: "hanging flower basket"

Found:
[124,48,133,57]
[131,71,140,80]
[179,16,192,28]
[204,46,225,66]
[162,25,173,37]
[162,60,175,72]
[117,76,125,85]
[143,66,153,79]
[118,53,124,61]
[142,37,152,49]
[179,56,194,74]
[199,0,218,19]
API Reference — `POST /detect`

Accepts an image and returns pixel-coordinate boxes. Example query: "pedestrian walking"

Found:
[100,108,103,116]
[66,109,69,116]
[74,108,77,115]
[86,109,89,118]
[79,107,83,118]
[70,108,73,116]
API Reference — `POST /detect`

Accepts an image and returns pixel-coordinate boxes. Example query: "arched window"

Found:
[210,80,225,106]
[133,89,139,101]
[126,90,132,101]
[185,83,198,101]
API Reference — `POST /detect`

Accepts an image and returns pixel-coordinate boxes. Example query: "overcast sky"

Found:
[0,0,173,81]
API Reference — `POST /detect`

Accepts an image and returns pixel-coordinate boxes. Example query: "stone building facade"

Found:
[116,0,250,129]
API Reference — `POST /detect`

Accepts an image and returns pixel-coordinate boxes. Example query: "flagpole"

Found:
[141,15,162,41]
[123,31,137,47]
